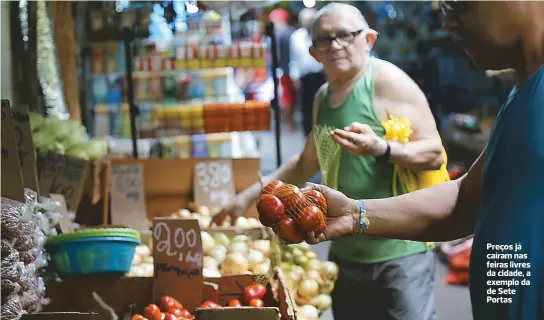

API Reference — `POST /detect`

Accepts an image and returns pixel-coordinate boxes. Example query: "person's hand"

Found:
[212,195,249,226]
[331,122,388,157]
[300,183,360,244]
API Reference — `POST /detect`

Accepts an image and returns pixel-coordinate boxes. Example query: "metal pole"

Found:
[266,21,282,168]
[122,27,139,159]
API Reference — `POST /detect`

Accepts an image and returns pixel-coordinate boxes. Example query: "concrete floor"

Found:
[253,114,473,320]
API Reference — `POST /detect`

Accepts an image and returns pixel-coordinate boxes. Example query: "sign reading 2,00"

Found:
[153,222,202,265]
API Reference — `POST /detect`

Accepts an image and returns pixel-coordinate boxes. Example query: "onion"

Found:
[305,251,317,261]
[319,281,334,295]
[203,256,219,270]
[135,244,151,258]
[311,294,332,311]
[320,261,339,280]
[247,217,261,228]
[142,263,154,277]
[252,259,271,275]
[251,240,271,256]
[294,242,311,253]
[298,279,319,300]
[198,216,212,228]
[209,245,227,263]
[228,241,248,254]
[201,231,215,255]
[203,268,222,278]
[221,252,249,275]
[247,249,265,270]
[298,305,319,320]
[178,209,192,219]
[232,235,250,243]
[291,248,303,259]
[213,233,230,247]
[305,259,321,271]
[294,255,309,267]
[198,205,211,217]
[305,270,324,285]
[144,256,153,264]
[282,251,294,263]
[234,216,249,228]
[132,254,143,266]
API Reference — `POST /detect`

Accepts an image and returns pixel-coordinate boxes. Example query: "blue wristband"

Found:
[357,200,369,231]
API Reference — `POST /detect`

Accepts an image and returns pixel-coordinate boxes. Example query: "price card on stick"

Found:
[110,164,148,231]
[1,100,25,202]
[39,153,88,211]
[152,218,203,311]
[193,159,235,210]
[11,104,40,195]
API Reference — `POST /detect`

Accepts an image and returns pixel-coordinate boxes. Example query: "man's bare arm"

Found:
[359,149,485,242]
[374,62,444,171]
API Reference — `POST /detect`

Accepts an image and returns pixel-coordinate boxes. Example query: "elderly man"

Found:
[290,8,326,136]
[303,1,544,320]
[215,3,443,319]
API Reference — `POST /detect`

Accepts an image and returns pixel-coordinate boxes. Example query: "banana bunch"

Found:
[381,115,413,143]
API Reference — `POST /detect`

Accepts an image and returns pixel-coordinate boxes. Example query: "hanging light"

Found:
[303,0,316,8]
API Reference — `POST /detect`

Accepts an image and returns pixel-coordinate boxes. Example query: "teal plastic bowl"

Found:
[45,228,141,277]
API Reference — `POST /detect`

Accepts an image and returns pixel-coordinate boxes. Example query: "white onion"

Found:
[203,268,222,278]
[209,245,227,263]
[311,294,332,311]
[201,231,215,254]
[247,249,265,270]
[221,252,249,275]
[305,251,317,261]
[305,270,323,285]
[291,248,303,258]
[252,259,271,274]
[305,259,321,271]
[234,216,249,228]
[320,261,339,280]
[251,240,271,256]
[198,216,212,229]
[131,254,143,266]
[144,256,153,264]
[298,305,319,320]
[178,209,192,219]
[228,241,248,254]
[142,263,154,277]
[295,242,311,253]
[213,233,230,247]
[232,235,250,243]
[135,244,151,257]
[319,281,334,295]
[203,256,219,270]
[247,217,261,228]
[294,255,309,267]
[198,206,211,217]
[298,279,319,300]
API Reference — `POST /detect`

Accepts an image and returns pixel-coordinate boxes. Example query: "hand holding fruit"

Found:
[212,195,250,226]
[257,180,327,244]
[331,122,388,157]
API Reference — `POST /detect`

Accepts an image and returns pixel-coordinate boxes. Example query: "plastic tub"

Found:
[45,228,140,277]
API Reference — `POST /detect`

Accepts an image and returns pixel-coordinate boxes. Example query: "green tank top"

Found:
[316,57,430,263]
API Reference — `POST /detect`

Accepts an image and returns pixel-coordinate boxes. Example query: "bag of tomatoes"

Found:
[257,180,327,244]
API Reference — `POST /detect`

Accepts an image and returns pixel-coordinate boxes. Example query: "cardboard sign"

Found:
[49,193,73,233]
[194,159,235,210]
[1,100,25,202]
[11,104,40,195]
[152,218,203,311]
[39,153,89,210]
[110,164,148,231]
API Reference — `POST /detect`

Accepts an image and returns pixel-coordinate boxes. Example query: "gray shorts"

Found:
[329,250,437,320]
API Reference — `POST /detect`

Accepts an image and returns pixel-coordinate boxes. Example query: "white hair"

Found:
[309,2,371,37]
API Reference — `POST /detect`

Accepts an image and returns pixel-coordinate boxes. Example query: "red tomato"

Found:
[162,313,177,320]
[277,189,306,214]
[129,315,147,320]
[274,217,304,244]
[160,296,183,312]
[257,194,286,225]
[165,307,182,317]
[227,299,243,307]
[303,190,327,214]
[178,309,194,318]
[200,300,221,309]
[295,206,326,233]
[262,180,285,195]
[249,299,265,307]
[143,304,161,320]
[243,284,267,303]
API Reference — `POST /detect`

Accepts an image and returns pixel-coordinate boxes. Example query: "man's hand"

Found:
[331,122,388,157]
[300,183,360,244]
[211,195,249,226]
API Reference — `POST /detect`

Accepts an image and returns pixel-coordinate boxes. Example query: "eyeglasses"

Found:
[312,29,365,52]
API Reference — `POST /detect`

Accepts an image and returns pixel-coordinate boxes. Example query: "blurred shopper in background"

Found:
[290,8,326,136]
[269,8,296,130]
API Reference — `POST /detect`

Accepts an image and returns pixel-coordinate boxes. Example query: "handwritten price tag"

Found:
[193,159,235,209]
[11,105,40,195]
[110,164,148,231]
[1,100,25,202]
[39,153,89,210]
[152,218,203,311]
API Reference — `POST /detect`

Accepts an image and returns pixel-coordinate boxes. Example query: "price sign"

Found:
[39,153,89,211]
[11,104,40,195]
[110,164,148,231]
[1,100,25,202]
[152,218,203,311]
[193,159,235,209]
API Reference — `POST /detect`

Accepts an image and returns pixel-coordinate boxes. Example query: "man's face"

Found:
[442,1,528,70]
[310,12,376,78]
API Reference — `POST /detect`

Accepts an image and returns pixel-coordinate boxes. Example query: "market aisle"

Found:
[254,117,473,320]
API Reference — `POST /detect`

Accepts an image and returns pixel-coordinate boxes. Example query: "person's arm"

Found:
[355,149,485,242]
[373,62,444,171]
[289,30,302,82]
